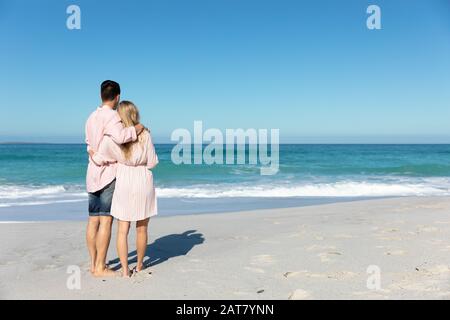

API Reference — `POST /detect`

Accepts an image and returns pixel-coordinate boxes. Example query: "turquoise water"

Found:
[1,144,450,209]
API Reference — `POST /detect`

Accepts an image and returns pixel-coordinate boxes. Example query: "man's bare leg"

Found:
[93,215,116,277]
[86,216,100,274]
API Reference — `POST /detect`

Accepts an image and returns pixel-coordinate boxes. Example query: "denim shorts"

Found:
[88,180,116,216]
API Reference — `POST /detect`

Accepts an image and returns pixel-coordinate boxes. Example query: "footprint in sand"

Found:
[384,250,406,256]
[416,225,439,233]
[387,265,450,295]
[305,245,342,262]
[393,207,412,213]
[0,260,10,266]
[288,289,312,300]
[352,289,391,297]
[318,251,342,262]
[306,244,336,252]
[232,235,250,241]
[376,234,403,241]
[434,221,450,225]
[382,228,400,233]
[260,240,280,244]
[415,204,444,210]
[419,265,450,275]
[246,255,275,273]
[244,267,265,274]
[390,280,440,293]
[250,254,275,266]
[283,270,325,279]
[131,270,153,284]
[334,234,354,239]
[287,232,305,239]
[263,218,281,225]
[283,271,306,278]
[329,271,357,280]
[375,228,403,240]
[428,239,444,245]
[287,270,357,280]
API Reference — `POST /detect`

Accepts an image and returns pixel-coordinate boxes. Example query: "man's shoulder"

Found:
[87,107,106,119]
[87,107,118,123]
[103,108,120,125]
[100,107,118,118]
[86,109,98,125]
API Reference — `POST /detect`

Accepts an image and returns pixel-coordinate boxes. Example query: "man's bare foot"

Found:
[90,262,96,274]
[93,267,118,277]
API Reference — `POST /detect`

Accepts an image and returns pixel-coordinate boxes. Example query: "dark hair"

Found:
[100,80,121,101]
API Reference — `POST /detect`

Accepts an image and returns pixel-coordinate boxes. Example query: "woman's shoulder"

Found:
[102,135,115,144]
[141,128,151,140]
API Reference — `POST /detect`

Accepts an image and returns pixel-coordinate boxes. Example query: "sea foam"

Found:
[156,179,450,198]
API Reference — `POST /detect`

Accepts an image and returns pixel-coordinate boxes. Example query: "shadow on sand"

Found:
[108,230,205,270]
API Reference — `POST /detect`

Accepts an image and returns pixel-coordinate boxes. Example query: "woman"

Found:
[90,101,158,277]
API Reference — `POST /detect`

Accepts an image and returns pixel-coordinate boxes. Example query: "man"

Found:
[85,80,144,277]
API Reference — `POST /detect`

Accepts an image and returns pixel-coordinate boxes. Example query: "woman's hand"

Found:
[88,149,95,158]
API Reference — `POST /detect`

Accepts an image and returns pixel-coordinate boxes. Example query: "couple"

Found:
[85,80,158,278]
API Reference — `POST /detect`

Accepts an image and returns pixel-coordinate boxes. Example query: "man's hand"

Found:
[135,123,145,136]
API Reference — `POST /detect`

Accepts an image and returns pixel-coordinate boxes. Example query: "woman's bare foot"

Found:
[136,263,144,272]
[121,268,132,278]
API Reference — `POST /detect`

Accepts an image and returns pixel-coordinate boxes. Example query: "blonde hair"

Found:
[117,101,145,159]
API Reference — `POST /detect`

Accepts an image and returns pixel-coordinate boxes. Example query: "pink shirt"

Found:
[92,130,159,170]
[85,105,137,193]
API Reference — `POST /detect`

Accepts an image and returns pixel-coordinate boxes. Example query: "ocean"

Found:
[1,144,450,220]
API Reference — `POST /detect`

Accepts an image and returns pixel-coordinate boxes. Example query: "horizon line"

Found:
[2,142,450,146]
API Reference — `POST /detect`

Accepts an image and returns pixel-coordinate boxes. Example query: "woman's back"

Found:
[95,128,159,222]
[97,129,158,169]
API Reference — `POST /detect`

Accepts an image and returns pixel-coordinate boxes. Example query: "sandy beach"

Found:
[1,196,450,300]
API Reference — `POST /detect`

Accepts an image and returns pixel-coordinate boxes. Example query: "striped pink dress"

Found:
[92,130,158,221]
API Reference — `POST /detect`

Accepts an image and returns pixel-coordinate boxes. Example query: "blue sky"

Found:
[1,0,450,143]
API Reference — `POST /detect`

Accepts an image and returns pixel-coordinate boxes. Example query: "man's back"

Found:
[85,106,137,193]
[86,107,118,151]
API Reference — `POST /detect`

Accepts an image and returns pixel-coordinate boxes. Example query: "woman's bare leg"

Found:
[136,218,150,272]
[117,220,131,277]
